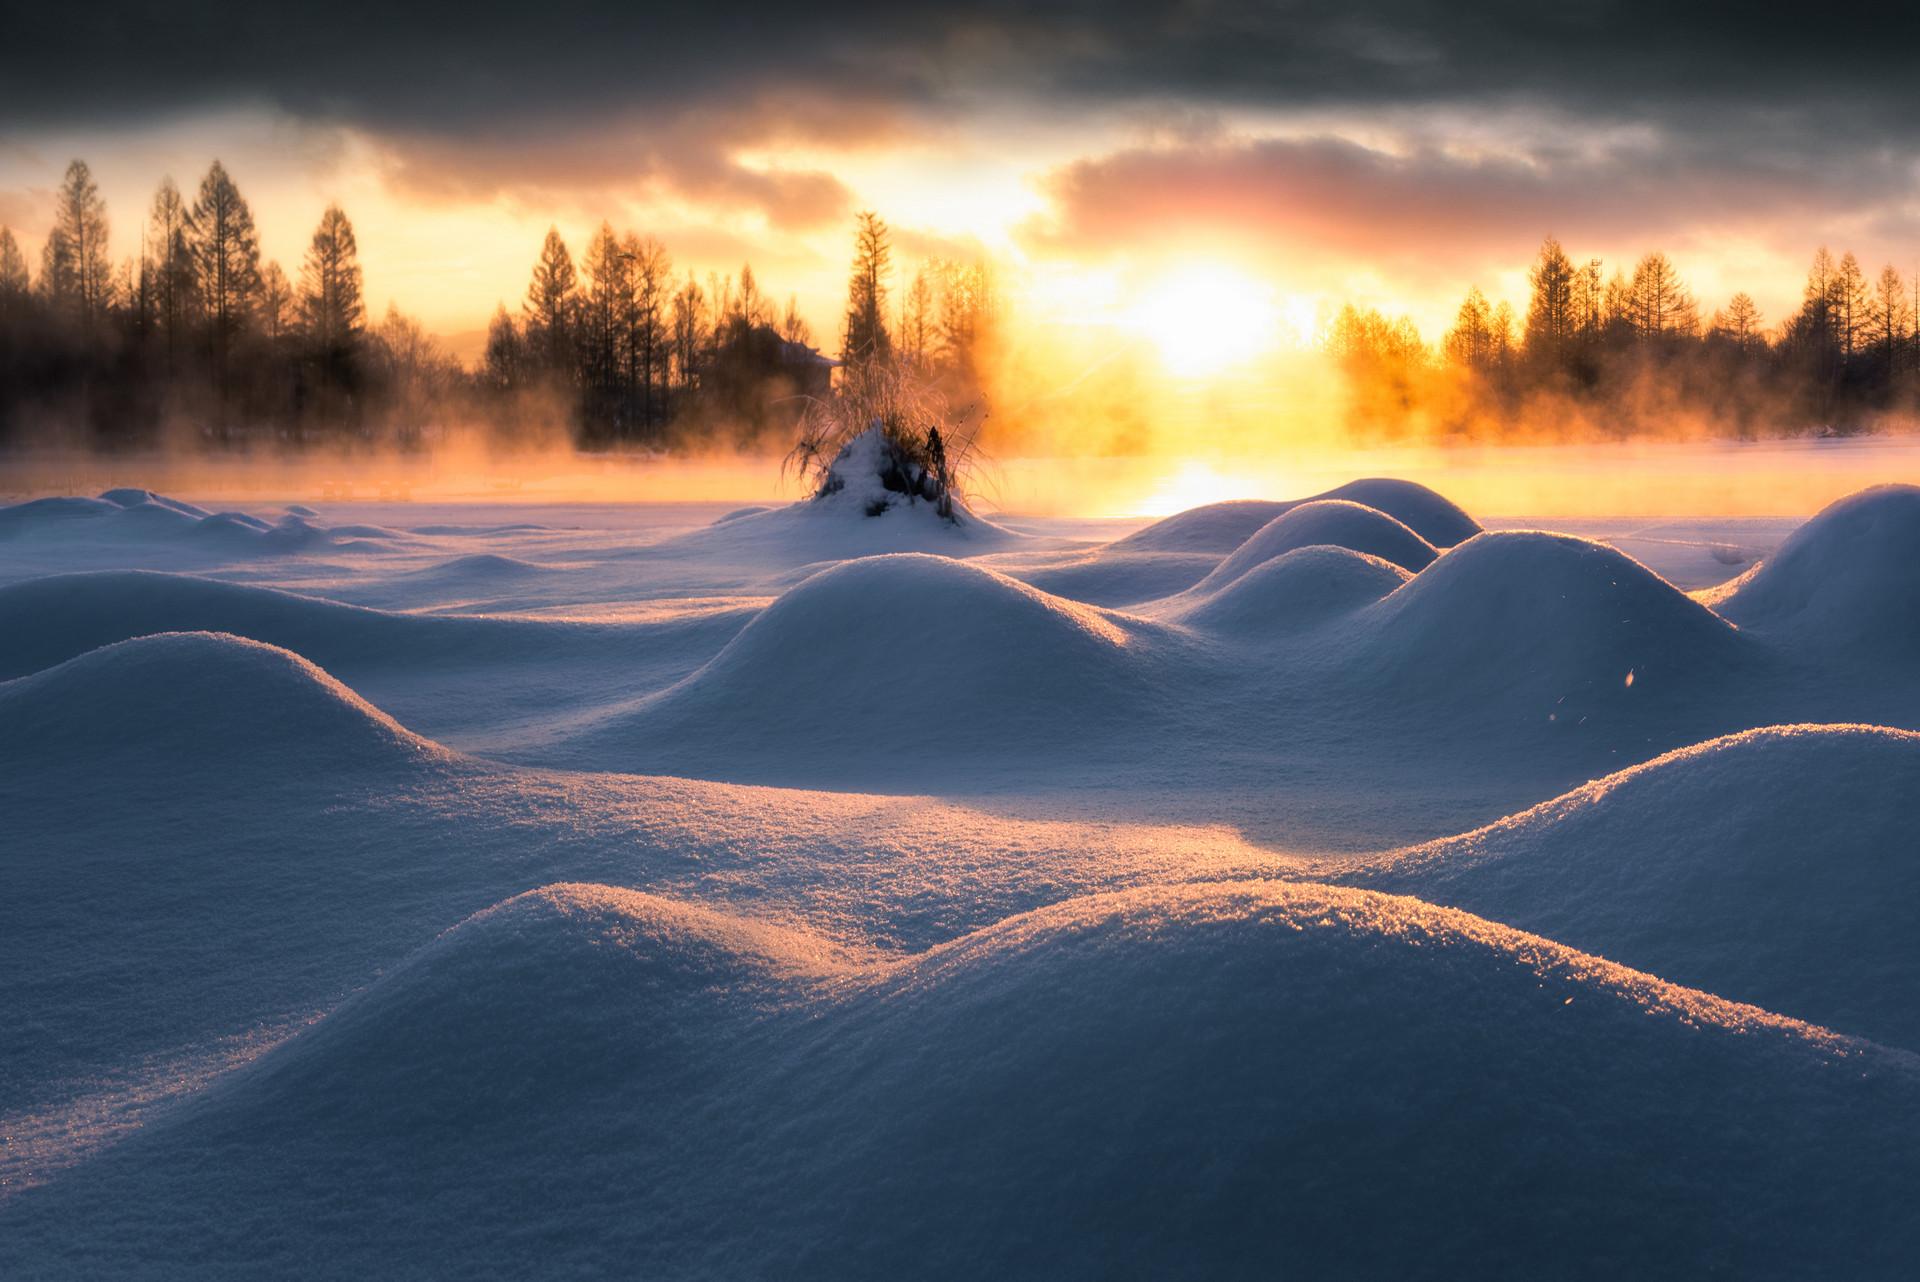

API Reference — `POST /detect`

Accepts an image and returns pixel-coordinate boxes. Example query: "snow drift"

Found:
[1187,499,1437,590]
[0,489,399,555]
[0,631,446,772]
[563,554,1161,775]
[1344,723,1920,1048]
[1346,530,1756,719]
[1707,483,1920,655]
[6,880,1914,1279]
[1116,478,1480,554]
[1168,544,1412,636]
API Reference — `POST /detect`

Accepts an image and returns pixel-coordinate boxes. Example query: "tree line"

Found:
[0,159,998,453]
[1329,237,1920,439]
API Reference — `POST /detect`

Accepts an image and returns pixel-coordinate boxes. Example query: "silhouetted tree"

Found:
[188,160,261,422]
[842,210,892,368]
[143,177,198,361]
[1523,236,1577,369]
[0,227,28,316]
[1624,252,1696,341]
[524,227,577,386]
[1444,287,1498,370]
[1711,293,1764,347]
[257,261,293,341]
[299,205,365,349]
[52,160,113,330]
[899,267,933,364]
[298,204,366,428]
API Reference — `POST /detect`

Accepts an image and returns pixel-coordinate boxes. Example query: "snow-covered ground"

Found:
[4,457,1920,1278]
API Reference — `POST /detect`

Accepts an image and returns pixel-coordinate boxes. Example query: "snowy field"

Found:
[4,443,1920,1276]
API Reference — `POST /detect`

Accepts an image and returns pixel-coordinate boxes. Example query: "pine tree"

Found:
[899,268,934,364]
[257,261,293,341]
[188,160,262,348]
[1444,287,1496,369]
[298,204,365,350]
[1523,236,1576,364]
[623,234,670,431]
[579,222,628,429]
[0,226,29,319]
[52,160,112,329]
[1829,252,1870,359]
[842,210,892,367]
[1711,293,1763,346]
[523,227,577,382]
[1624,252,1696,340]
[144,177,198,360]
[483,304,524,393]
[1870,265,1911,370]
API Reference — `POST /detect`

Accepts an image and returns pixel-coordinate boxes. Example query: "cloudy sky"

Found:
[4,2,1917,357]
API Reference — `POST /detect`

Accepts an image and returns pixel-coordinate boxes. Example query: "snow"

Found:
[3,471,1920,1276]
[1706,483,1920,656]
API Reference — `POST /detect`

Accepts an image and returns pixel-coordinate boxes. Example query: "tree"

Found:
[37,229,76,306]
[1869,266,1911,372]
[298,204,365,350]
[144,177,198,359]
[1523,236,1577,365]
[482,304,524,393]
[1623,252,1696,341]
[670,272,708,392]
[899,268,934,364]
[623,234,671,432]
[187,160,262,349]
[1829,252,1870,359]
[52,160,112,328]
[937,260,995,372]
[523,227,577,382]
[257,261,293,341]
[842,210,892,367]
[0,226,29,317]
[578,221,629,430]
[1443,287,1497,370]
[781,294,812,347]
[1710,293,1764,347]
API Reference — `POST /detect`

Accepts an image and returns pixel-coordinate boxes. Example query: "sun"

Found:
[1126,264,1279,376]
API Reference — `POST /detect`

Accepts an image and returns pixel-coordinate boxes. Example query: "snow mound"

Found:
[1111,499,1291,554]
[0,570,584,679]
[0,495,122,534]
[1171,544,1411,636]
[12,880,1916,1277]
[1191,499,1437,589]
[0,631,446,771]
[714,504,774,524]
[98,488,213,517]
[1350,530,1751,715]
[1116,478,1480,555]
[1345,723,1920,1048]
[1001,548,1221,607]
[1311,477,1481,547]
[567,554,1150,772]
[405,552,547,582]
[285,503,320,517]
[1707,484,1920,654]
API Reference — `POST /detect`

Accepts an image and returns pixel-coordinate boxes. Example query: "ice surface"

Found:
[4,474,1920,1276]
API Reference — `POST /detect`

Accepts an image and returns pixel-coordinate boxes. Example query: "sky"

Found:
[4,2,1919,365]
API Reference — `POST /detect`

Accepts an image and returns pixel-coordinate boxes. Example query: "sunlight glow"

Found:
[1137,460,1285,516]
[1126,265,1279,376]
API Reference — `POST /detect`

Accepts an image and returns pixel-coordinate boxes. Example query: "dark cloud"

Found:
[5,3,1918,222]
[8,3,1919,127]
